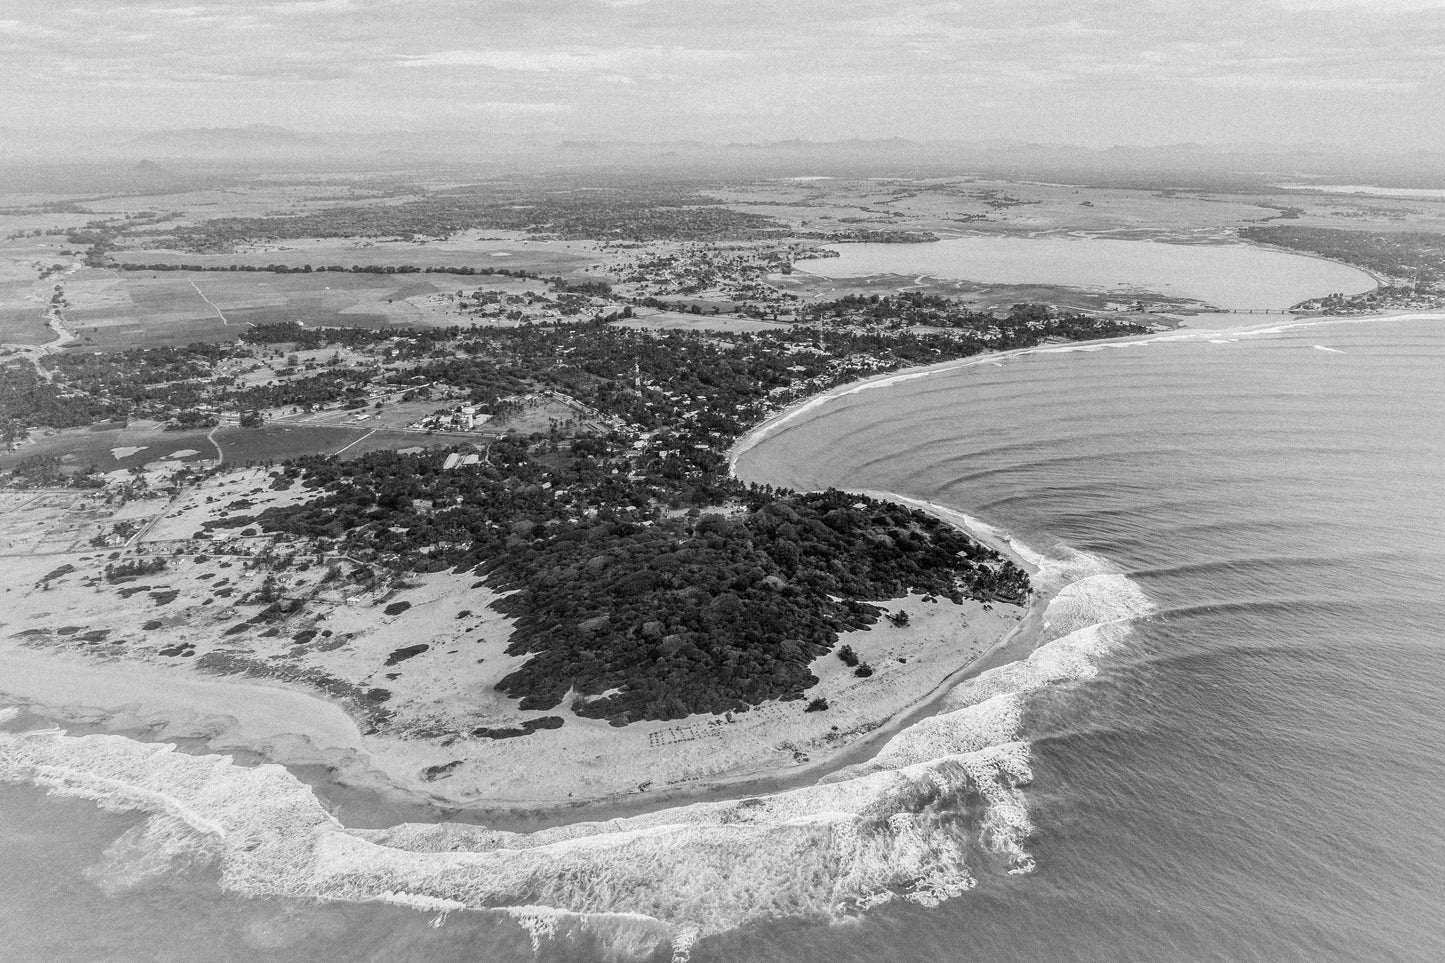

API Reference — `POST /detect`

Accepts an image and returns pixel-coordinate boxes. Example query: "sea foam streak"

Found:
[822,519,1154,883]
[0,524,1152,955]
[0,725,1028,953]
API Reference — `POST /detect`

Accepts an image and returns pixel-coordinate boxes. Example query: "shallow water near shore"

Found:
[4,312,1445,961]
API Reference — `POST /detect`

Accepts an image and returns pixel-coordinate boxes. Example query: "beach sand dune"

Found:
[0,461,1032,811]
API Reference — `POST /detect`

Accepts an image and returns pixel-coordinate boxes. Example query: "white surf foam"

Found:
[1042,571,1154,636]
[822,543,1152,806]
[824,695,1025,783]
[0,512,1152,954]
[805,513,1152,884]
[0,720,1040,953]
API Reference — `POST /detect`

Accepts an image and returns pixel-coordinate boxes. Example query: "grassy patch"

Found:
[212,424,368,464]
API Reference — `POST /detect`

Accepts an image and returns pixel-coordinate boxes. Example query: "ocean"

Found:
[3,312,1443,961]
[728,313,1445,962]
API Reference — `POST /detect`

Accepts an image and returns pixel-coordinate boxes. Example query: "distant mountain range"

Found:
[124,123,316,152]
[3,125,1444,191]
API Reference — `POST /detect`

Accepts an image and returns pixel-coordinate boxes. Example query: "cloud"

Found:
[1,0,1443,148]
[1276,0,1445,9]
[1197,72,1422,92]
[0,17,58,37]
[263,0,355,13]
[470,101,571,115]
[401,49,630,72]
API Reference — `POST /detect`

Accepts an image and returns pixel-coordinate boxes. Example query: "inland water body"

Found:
[4,309,1444,962]
[802,235,1376,310]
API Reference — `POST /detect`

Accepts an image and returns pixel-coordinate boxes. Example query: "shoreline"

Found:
[37,288,1404,833]
[727,333,1152,476]
[1233,236,1390,293]
[0,577,1048,834]
[0,348,1068,831]
[5,309,1428,829]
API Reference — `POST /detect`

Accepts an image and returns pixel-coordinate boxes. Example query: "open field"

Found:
[113,232,598,276]
[212,424,490,466]
[0,390,536,484]
[0,421,218,474]
[0,209,104,238]
[0,487,168,556]
[325,428,464,460]
[51,266,612,352]
[77,183,426,227]
[706,177,1445,238]
[57,269,463,348]
[0,304,50,346]
[0,236,67,344]
[212,424,370,464]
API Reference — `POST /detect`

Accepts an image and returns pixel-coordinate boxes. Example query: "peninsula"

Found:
[7,167,1420,809]
[0,172,1162,806]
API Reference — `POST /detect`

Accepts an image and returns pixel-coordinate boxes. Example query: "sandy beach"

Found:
[0,338,1159,949]
[0,541,1036,815]
[0,380,1054,820]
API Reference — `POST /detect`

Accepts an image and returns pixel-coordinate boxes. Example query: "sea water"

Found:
[723,312,1445,962]
[3,313,1443,961]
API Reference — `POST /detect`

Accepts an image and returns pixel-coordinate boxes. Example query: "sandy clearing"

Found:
[0,464,1029,809]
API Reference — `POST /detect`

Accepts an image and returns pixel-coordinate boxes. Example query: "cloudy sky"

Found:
[2,0,1443,148]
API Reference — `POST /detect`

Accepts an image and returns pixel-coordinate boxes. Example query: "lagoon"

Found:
[1274,183,1445,201]
[801,235,1376,310]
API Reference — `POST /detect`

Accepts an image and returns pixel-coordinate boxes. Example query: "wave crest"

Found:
[0,525,1153,954]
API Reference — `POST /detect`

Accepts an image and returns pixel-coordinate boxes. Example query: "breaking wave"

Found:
[0,521,1152,957]
[821,518,1154,880]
